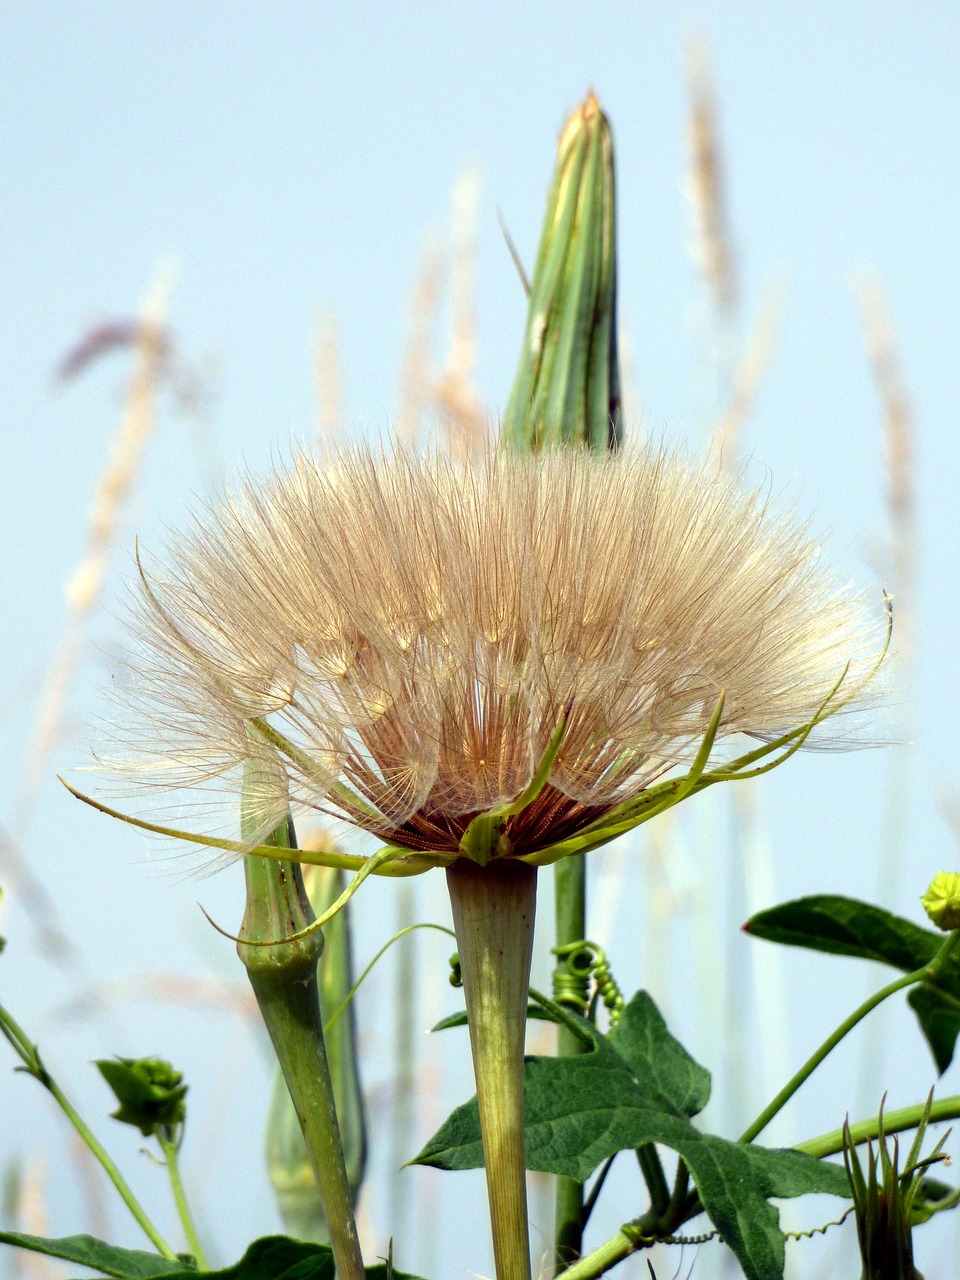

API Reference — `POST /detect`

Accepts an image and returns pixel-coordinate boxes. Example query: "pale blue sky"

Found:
[2,5,960,1278]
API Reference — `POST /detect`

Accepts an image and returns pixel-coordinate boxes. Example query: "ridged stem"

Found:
[446,859,537,1280]
[238,853,364,1280]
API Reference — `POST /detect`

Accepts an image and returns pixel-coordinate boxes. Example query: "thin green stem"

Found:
[157,1133,208,1268]
[635,1144,670,1218]
[580,1155,617,1231]
[0,1001,177,1261]
[553,854,588,1268]
[740,931,960,1144]
[554,1229,635,1280]
[796,1094,960,1161]
[323,921,456,1035]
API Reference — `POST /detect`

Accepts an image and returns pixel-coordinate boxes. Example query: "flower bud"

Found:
[843,1094,947,1280]
[95,1056,187,1138]
[920,872,960,931]
[502,89,620,451]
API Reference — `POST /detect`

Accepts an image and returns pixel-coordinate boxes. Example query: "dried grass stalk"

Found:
[856,276,916,655]
[708,283,783,464]
[684,35,737,315]
[314,311,343,445]
[15,266,173,828]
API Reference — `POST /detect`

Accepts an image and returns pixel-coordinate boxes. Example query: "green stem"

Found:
[581,1155,617,1230]
[553,856,588,1267]
[157,1133,208,1268]
[635,1144,670,1218]
[446,858,537,1280]
[238,857,365,1280]
[796,1094,960,1160]
[740,931,960,1144]
[0,1001,176,1261]
[554,1229,635,1280]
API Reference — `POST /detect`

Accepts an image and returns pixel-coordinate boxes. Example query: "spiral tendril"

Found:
[551,940,624,1026]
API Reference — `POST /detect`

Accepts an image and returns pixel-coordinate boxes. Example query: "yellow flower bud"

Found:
[920,872,960,931]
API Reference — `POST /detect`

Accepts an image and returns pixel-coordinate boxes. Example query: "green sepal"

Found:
[842,1093,950,1279]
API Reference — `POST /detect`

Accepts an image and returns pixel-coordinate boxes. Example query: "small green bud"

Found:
[96,1056,187,1137]
[920,872,960,931]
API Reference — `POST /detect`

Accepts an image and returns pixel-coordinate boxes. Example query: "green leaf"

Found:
[743,896,940,968]
[141,1237,425,1280]
[0,1232,194,1278]
[907,986,960,1075]
[1,1237,428,1280]
[744,895,960,1071]
[607,991,711,1118]
[414,992,847,1280]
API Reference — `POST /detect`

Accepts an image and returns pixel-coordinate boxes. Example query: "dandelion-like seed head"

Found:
[103,445,883,868]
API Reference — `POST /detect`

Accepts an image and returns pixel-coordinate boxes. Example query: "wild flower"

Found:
[98,443,883,869]
[83,441,886,1280]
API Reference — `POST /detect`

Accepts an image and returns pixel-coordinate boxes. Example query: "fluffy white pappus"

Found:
[98,444,886,861]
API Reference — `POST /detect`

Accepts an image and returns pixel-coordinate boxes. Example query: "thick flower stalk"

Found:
[90,445,884,1280]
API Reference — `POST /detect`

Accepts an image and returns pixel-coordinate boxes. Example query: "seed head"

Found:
[102,446,882,865]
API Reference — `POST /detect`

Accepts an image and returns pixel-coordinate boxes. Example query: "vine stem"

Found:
[797,1094,960,1160]
[552,1228,635,1280]
[553,855,588,1266]
[156,1133,208,1268]
[555,932,960,1280]
[0,1000,177,1261]
[740,930,960,1144]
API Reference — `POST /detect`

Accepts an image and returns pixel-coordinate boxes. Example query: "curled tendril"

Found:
[551,940,624,1026]
[783,1206,855,1241]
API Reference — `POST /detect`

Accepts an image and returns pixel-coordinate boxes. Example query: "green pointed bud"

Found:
[502,89,621,452]
[843,1094,948,1280]
[920,872,960,931]
[95,1056,187,1138]
[265,861,367,1244]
